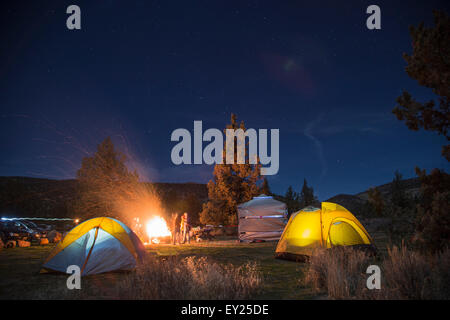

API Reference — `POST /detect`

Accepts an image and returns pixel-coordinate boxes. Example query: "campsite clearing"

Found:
[0,223,389,300]
[0,240,315,300]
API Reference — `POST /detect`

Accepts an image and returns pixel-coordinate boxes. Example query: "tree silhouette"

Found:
[74,137,140,220]
[367,187,385,217]
[393,11,450,161]
[392,10,450,253]
[413,167,450,253]
[200,114,262,226]
[390,170,408,208]
[298,179,319,208]
[260,178,271,195]
[284,185,301,216]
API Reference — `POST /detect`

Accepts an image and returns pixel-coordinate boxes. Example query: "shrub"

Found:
[385,206,416,247]
[413,190,450,253]
[413,168,450,253]
[304,247,371,299]
[116,255,262,299]
[380,246,450,299]
[304,246,450,300]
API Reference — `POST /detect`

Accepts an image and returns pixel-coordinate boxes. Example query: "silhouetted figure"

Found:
[180,212,190,244]
[171,213,180,245]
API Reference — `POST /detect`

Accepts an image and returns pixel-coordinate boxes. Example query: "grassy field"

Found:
[0,240,316,300]
[0,226,391,300]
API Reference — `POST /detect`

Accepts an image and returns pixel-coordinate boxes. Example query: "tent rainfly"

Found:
[41,217,146,276]
[237,194,288,242]
[275,202,375,261]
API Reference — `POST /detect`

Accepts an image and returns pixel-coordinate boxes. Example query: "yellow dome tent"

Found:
[41,217,146,276]
[275,202,374,261]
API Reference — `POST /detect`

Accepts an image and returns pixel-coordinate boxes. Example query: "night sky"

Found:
[1,1,449,200]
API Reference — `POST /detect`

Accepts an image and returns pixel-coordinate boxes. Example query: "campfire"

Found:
[145,216,171,244]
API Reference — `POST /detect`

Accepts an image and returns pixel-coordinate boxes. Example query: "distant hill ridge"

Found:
[326,177,421,214]
[0,176,207,218]
[0,176,421,218]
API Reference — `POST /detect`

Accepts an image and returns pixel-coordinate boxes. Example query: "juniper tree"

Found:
[413,168,450,253]
[392,11,450,252]
[393,11,450,161]
[74,137,146,221]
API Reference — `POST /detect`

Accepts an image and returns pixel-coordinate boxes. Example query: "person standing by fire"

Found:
[180,212,190,244]
[170,213,180,245]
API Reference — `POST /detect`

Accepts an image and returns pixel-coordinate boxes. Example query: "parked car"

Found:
[0,220,47,242]
[0,220,32,242]
[37,224,53,231]
[21,220,48,238]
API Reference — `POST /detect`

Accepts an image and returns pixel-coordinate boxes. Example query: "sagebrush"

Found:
[304,246,450,300]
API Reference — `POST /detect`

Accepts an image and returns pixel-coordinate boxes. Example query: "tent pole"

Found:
[81,226,99,275]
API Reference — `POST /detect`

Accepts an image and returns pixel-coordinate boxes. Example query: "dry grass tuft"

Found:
[116,255,262,299]
[304,247,371,299]
[379,246,450,299]
[304,246,450,300]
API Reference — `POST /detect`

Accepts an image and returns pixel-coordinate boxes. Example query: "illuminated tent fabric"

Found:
[238,195,288,242]
[275,202,373,260]
[41,217,145,276]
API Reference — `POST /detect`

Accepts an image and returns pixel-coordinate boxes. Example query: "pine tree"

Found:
[74,137,140,220]
[390,170,408,208]
[200,114,262,226]
[77,137,138,186]
[261,178,271,195]
[298,179,319,208]
[393,11,450,161]
[284,185,301,216]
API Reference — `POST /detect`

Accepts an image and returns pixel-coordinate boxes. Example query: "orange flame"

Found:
[146,216,171,240]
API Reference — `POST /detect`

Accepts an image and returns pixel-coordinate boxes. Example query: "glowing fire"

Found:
[146,216,171,242]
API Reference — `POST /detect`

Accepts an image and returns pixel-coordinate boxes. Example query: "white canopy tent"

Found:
[237,195,288,242]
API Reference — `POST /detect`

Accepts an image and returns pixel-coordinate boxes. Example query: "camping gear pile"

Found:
[191,226,214,242]
[47,230,62,243]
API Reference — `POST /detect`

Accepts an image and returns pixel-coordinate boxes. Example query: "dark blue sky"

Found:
[1,1,449,200]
